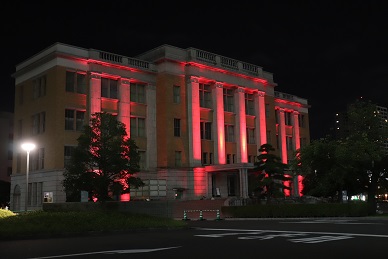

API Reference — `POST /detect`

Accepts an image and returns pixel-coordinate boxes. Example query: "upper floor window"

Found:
[245,93,255,115]
[130,83,146,103]
[199,83,212,108]
[33,75,46,99]
[66,71,86,94]
[65,109,85,131]
[32,112,45,135]
[101,77,118,99]
[246,128,255,144]
[265,103,270,118]
[298,114,305,127]
[286,136,293,150]
[223,88,234,112]
[285,111,293,126]
[31,147,44,171]
[174,118,181,137]
[173,85,180,104]
[200,121,212,140]
[224,124,235,142]
[64,146,75,168]
[130,117,146,138]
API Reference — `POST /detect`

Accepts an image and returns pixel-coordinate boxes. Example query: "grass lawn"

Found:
[0,209,188,240]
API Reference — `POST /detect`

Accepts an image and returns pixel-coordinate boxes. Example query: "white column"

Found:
[254,91,267,149]
[293,111,300,150]
[239,168,249,198]
[118,78,131,137]
[235,87,247,163]
[89,73,101,117]
[187,76,202,167]
[212,82,225,164]
[146,84,157,169]
[278,108,287,164]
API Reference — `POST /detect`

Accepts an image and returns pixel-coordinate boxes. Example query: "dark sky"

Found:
[2,1,388,140]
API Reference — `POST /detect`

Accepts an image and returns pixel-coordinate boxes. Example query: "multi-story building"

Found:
[0,111,13,207]
[10,43,310,211]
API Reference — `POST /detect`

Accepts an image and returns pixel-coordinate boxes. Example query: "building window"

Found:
[202,152,208,165]
[173,85,180,104]
[226,154,231,164]
[66,71,86,94]
[31,148,44,171]
[130,179,167,198]
[286,136,293,150]
[298,114,305,127]
[64,146,75,167]
[101,77,118,99]
[174,118,181,137]
[200,121,212,140]
[65,109,85,131]
[130,83,146,103]
[33,75,46,99]
[199,83,212,108]
[245,93,255,115]
[175,151,182,167]
[224,125,235,142]
[265,103,270,118]
[138,151,146,170]
[266,130,271,145]
[232,154,236,163]
[246,128,255,144]
[223,88,234,112]
[32,112,45,135]
[275,110,279,124]
[285,111,292,126]
[130,117,146,138]
[209,153,213,164]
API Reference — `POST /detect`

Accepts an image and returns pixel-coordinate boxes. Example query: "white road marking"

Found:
[27,246,181,259]
[290,235,354,243]
[282,219,382,225]
[194,228,388,238]
[194,227,388,244]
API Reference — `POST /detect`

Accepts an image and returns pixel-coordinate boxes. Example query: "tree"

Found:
[253,144,291,204]
[291,139,355,201]
[63,112,144,202]
[292,99,388,214]
[345,99,388,213]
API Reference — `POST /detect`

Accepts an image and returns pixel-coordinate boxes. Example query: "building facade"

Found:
[10,43,310,211]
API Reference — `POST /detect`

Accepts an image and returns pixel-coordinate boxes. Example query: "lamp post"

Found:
[21,143,35,212]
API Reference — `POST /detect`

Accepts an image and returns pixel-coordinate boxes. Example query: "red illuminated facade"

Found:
[10,43,310,211]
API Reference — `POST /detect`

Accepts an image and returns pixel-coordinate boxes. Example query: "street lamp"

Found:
[21,143,35,212]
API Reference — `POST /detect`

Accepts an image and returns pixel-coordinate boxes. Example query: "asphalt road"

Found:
[1,217,388,259]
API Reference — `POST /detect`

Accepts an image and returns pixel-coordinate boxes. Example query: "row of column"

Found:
[187,76,268,168]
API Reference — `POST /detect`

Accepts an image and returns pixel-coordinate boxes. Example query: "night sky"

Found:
[1,1,388,140]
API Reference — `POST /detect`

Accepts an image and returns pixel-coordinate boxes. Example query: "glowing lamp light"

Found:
[21,142,36,212]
